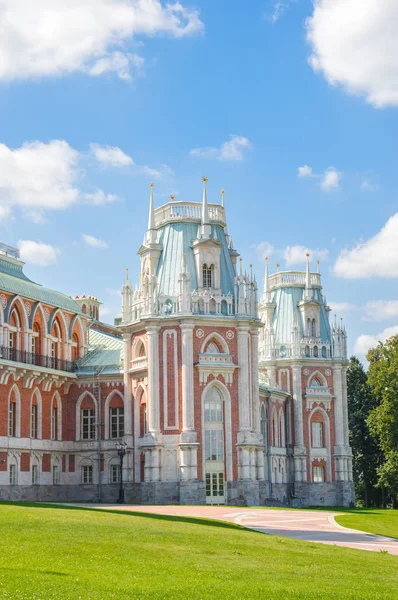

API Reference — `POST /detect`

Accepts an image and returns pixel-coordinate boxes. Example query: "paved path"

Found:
[82,504,398,555]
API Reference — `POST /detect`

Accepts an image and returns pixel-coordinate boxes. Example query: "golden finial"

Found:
[202,176,208,183]
[265,256,268,261]
[221,188,225,207]
[221,189,225,195]
[170,194,175,200]
[150,182,154,188]
[306,252,310,257]
[125,267,129,281]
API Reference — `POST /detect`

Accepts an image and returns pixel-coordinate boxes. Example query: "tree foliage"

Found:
[367,335,398,506]
[347,356,382,507]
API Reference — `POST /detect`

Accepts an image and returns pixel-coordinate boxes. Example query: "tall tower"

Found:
[119,180,263,505]
[258,256,353,507]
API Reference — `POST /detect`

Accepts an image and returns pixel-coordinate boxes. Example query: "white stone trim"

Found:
[75,391,98,442]
[50,391,63,441]
[30,387,42,439]
[163,329,179,430]
[104,389,125,439]
[308,406,332,482]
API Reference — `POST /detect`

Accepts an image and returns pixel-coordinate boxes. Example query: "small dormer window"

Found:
[203,264,213,288]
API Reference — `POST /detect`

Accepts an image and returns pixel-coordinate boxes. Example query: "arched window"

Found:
[78,395,96,440]
[206,341,220,354]
[108,394,124,440]
[71,332,80,361]
[31,393,38,439]
[311,376,322,387]
[8,388,17,437]
[312,318,317,337]
[305,345,310,357]
[81,459,94,484]
[203,264,213,289]
[32,322,42,357]
[272,409,279,447]
[82,304,87,314]
[306,318,311,337]
[311,421,324,448]
[51,395,60,441]
[313,345,319,358]
[9,307,21,355]
[321,346,327,358]
[140,399,148,437]
[51,319,62,362]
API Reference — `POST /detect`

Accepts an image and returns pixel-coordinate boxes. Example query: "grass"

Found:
[0,503,397,600]
[334,508,398,539]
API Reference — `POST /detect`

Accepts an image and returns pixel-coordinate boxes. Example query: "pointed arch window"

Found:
[203,264,213,289]
[312,318,317,337]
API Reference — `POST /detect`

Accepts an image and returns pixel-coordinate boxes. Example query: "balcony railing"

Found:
[153,201,226,227]
[0,345,77,373]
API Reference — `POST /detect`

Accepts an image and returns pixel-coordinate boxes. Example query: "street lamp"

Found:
[116,441,128,504]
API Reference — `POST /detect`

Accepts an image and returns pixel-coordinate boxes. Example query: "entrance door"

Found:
[206,471,225,504]
[204,387,226,505]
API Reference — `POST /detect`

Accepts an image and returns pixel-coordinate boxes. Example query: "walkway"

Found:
[87,504,398,555]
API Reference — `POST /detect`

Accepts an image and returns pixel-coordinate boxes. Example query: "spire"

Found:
[147,183,157,244]
[305,252,312,299]
[317,260,320,274]
[199,176,211,238]
[148,183,155,231]
[263,256,270,302]
[125,267,129,283]
[221,188,225,208]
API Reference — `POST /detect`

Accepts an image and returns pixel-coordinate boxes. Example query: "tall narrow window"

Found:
[52,465,60,485]
[8,401,16,437]
[31,404,38,438]
[32,464,39,485]
[313,466,324,483]
[81,465,93,484]
[203,264,213,289]
[9,464,17,485]
[312,318,317,337]
[51,405,58,440]
[110,464,121,483]
[312,422,323,448]
[81,409,95,440]
[110,407,124,439]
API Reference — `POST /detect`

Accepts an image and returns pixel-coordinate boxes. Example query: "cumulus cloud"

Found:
[297,164,342,191]
[254,241,275,261]
[321,167,342,191]
[298,165,313,178]
[190,135,252,162]
[0,0,203,82]
[306,0,398,108]
[334,214,398,279]
[19,240,59,266]
[283,245,329,267]
[328,301,357,314]
[90,144,133,167]
[355,326,398,355]
[83,234,108,249]
[364,300,398,322]
[0,140,118,218]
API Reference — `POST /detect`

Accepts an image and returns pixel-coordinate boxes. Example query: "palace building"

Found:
[0,180,354,507]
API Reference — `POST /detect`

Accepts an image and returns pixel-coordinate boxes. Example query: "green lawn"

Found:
[0,504,397,600]
[335,508,398,539]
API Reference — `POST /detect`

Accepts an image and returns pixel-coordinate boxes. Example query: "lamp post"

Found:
[116,441,128,504]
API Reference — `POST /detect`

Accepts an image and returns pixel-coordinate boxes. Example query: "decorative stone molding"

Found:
[195,328,204,338]
[0,294,7,310]
[226,330,234,340]
[196,353,237,386]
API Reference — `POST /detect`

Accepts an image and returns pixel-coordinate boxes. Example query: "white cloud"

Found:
[265,0,295,23]
[361,179,378,192]
[364,300,398,322]
[355,326,398,355]
[306,0,398,108]
[88,52,145,82]
[328,301,357,314]
[0,0,203,82]
[283,245,329,268]
[83,234,108,249]
[0,140,118,218]
[298,165,313,178]
[254,241,275,261]
[334,214,398,279]
[19,240,58,266]
[190,135,252,162]
[321,167,342,191]
[90,144,133,167]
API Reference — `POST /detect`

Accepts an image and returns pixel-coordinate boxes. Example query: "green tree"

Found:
[347,356,382,507]
[367,335,398,507]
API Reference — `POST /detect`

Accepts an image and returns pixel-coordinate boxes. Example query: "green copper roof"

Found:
[272,286,331,344]
[0,256,83,314]
[156,222,235,297]
[76,328,123,375]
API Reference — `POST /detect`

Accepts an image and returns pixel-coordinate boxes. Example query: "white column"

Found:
[181,323,195,434]
[292,365,304,449]
[341,366,350,448]
[147,326,160,434]
[237,326,250,432]
[251,330,261,435]
[123,334,133,436]
[333,366,345,447]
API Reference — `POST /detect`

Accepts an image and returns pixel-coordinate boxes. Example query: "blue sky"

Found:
[0,0,397,359]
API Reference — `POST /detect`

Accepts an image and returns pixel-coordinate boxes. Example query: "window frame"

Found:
[311,422,323,448]
[110,407,124,440]
[81,465,93,484]
[313,465,325,483]
[81,408,96,440]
